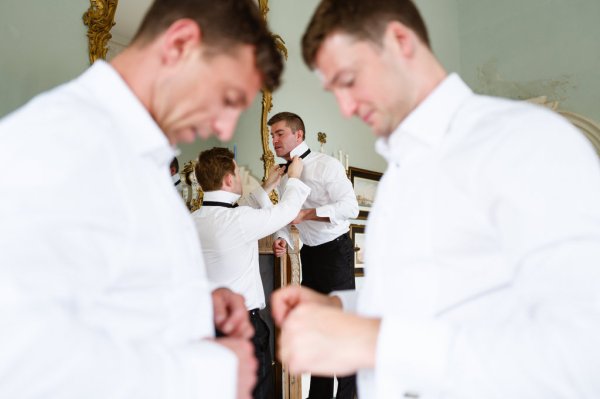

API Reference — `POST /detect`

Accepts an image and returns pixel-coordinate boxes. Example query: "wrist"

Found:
[262,183,275,193]
[354,317,381,369]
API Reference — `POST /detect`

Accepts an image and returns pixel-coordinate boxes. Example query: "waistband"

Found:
[304,232,349,248]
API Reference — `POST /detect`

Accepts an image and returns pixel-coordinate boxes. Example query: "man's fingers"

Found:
[226,310,254,339]
[271,288,300,326]
[212,291,227,325]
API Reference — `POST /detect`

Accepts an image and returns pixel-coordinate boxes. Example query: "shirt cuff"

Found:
[177,340,237,399]
[330,290,358,312]
[375,317,450,398]
[275,230,294,251]
[315,204,339,224]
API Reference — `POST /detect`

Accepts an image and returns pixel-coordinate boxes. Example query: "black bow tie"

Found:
[202,201,239,208]
[280,148,311,173]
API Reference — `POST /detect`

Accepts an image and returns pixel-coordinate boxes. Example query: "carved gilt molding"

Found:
[83,0,118,65]
[258,1,288,203]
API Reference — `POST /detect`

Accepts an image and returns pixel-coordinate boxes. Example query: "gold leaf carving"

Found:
[83,0,118,64]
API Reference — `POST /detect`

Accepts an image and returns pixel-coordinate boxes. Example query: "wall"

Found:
[416,0,461,74]
[457,0,600,122]
[0,0,89,117]
[4,0,595,176]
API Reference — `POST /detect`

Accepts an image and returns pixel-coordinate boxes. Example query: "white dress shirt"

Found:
[193,180,310,310]
[338,74,600,398]
[0,61,237,399]
[277,142,359,247]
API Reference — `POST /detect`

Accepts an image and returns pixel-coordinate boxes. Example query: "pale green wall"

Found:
[457,0,600,122]
[416,0,461,74]
[4,0,596,174]
[0,0,89,117]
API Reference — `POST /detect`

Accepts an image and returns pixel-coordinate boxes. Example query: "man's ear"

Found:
[222,172,234,190]
[385,20,417,59]
[160,18,203,66]
[296,129,305,142]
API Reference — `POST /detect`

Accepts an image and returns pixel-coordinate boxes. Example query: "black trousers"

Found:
[301,233,357,399]
[249,309,274,399]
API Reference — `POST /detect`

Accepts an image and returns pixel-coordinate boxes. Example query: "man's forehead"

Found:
[313,32,362,85]
[271,121,290,131]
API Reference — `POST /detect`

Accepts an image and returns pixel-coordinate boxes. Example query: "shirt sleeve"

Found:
[0,270,238,399]
[372,110,600,398]
[330,290,359,312]
[314,159,359,224]
[238,178,311,243]
[238,186,273,209]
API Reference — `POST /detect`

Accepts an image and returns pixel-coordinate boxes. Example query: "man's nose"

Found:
[335,91,358,118]
[213,109,243,141]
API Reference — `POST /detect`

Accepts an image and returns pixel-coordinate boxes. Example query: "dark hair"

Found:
[195,147,235,191]
[302,0,430,67]
[132,0,283,91]
[170,157,179,173]
[267,112,306,141]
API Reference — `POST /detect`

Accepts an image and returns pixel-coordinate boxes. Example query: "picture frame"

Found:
[348,166,383,220]
[350,224,365,277]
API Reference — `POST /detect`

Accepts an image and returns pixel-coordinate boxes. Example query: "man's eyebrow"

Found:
[322,72,342,91]
[323,71,344,90]
[233,90,249,107]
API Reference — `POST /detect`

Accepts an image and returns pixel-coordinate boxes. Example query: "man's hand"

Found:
[262,164,284,193]
[271,285,341,326]
[272,238,287,258]
[290,208,315,225]
[287,156,304,179]
[215,337,257,399]
[212,287,253,339]
[290,208,329,225]
[278,304,380,376]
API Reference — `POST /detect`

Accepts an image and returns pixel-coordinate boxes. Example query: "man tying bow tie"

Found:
[268,111,359,399]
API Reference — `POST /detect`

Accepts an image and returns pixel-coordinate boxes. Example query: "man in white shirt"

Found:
[268,111,359,399]
[193,147,310,399]
[272,0,600,398]
[0,1,283,399]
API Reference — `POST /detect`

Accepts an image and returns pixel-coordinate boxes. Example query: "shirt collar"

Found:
[172,174,181,184]
[202,190,241,205]
[77,60,175,168]
[289,141,311,158]
[376,73,473,161]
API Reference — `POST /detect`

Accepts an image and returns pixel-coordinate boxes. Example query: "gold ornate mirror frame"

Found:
[83,0,118,65]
